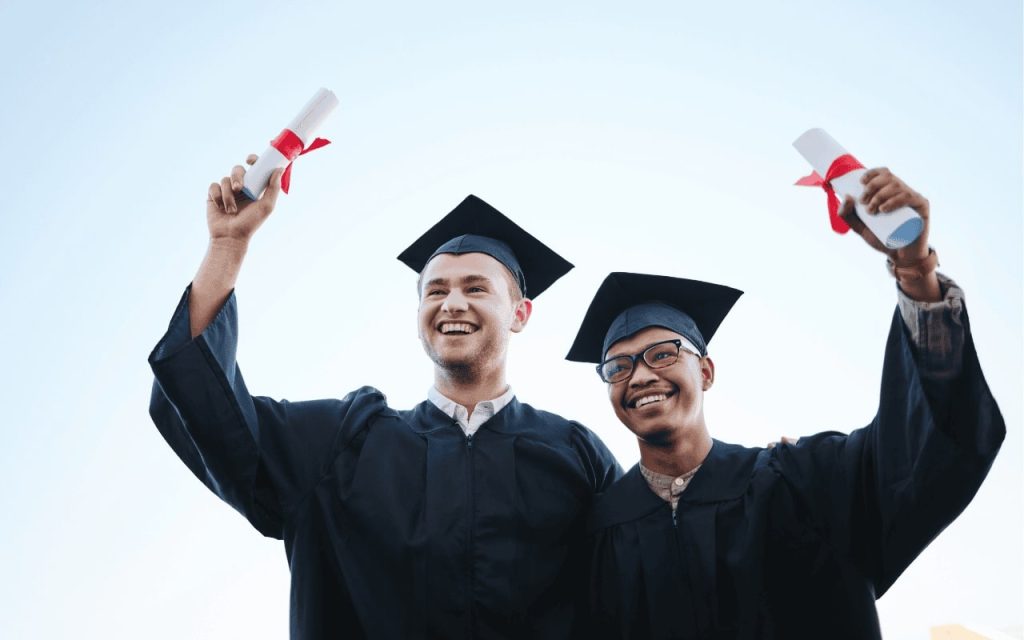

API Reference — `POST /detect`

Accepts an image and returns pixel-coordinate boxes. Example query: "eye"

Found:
[600,357,632,382]
[426,289,446,297]
[467,286,487,293]
[646,342,679,365]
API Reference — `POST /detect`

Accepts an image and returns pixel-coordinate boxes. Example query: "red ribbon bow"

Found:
[270,129,332,194]
[794,153,865,234]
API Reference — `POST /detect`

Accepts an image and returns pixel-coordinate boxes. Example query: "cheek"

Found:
[416,304,433,334]
[607,386,627,415]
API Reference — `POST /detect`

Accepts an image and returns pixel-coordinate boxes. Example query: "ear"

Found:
[510,298,533,333]
[700,356,715,391]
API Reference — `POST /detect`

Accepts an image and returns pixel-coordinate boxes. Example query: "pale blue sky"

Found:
[1,1,1020,638]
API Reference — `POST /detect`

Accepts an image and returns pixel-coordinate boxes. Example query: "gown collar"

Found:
[589,439,762,531]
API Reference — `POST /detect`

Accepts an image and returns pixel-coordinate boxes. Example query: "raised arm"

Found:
[772,170,1004,592]
[190,155,283,336]
[149,158,387,539]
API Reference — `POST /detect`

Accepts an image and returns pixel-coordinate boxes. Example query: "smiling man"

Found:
[566,168,1004,639]
[148,159,621,639]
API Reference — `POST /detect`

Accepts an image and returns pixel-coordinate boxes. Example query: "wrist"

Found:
[208,236,250,257]
[888,248,942,302]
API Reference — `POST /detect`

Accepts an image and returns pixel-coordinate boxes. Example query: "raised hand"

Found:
[190,155,284,337]
[838,168,940,302]
[206,154,284,244]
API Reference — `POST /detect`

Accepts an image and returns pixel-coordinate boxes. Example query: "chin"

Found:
[631,423,681,446]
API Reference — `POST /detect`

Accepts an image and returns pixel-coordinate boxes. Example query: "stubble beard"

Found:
[422,333,506,387]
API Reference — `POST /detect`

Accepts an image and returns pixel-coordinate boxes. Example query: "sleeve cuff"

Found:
[896,272,966,380]
[150,285,196,362]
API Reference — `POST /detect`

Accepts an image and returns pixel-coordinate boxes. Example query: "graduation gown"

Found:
[587,309,1004,639]
[148,288,622,639]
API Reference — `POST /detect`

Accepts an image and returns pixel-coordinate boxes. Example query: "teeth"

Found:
[440,323,476,334]
[635,394,667,408]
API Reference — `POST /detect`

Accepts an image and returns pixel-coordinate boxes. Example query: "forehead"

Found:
[606,325,683,358]
[420,251,512,284]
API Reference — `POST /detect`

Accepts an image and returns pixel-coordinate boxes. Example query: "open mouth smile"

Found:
[629,391,675,409]
[438,322,478,335]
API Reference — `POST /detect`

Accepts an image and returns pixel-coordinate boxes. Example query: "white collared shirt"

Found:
[427,386,516,437]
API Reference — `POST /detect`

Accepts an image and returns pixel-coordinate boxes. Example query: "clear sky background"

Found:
[1,1,1020,638]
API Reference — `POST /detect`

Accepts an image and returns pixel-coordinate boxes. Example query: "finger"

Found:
[220,177,237,213]
[908,193,929,219]
[839,196,866,233]
[863,171,898,193]
[867,182,903,213]
[860,173,895,205]
[781,436,797,445]
[246,153,258,166]
[208,182,224,209]
[881,190,929,219]
[860,166,890,185]
[839,196,888,252]
[230,165,246,190]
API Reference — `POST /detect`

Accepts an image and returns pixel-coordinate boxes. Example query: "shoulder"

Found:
[506,401,608,450]
[766,430,859,471]
[255,385,396,430]
[506,400,622,489]
[504,400,578,439]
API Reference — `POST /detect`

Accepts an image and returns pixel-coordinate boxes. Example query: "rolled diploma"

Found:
[793,128,923,249]
[242,88,339,199]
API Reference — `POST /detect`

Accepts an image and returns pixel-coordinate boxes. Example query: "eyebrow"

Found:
[421,272,497,288]
[424,274,495,288]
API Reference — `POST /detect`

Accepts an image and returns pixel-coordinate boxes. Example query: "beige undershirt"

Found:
[639,463,701,511]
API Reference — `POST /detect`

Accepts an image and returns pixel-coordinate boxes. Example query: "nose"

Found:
[441,290,469,314]
[628,359,659,387]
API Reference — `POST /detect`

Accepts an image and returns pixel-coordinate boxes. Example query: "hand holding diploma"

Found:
[838,168,941,302]
[793,128,939,302]
[206,155,284,245]
[793,128,924,248]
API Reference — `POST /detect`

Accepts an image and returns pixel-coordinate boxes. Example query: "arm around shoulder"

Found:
[571,422,624,493]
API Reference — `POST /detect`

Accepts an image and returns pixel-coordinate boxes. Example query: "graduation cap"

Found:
[566,272,743,363]
[396,195,573,298]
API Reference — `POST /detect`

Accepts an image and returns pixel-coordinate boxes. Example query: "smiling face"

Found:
[605,326,714,444]
[417,252,531,379]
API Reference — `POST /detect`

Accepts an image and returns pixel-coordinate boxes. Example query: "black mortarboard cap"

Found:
[566,272,743,363]
[397,195,573,298]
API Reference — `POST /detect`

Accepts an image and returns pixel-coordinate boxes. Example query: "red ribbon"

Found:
[270,129,332,194]
[794,153,865,234]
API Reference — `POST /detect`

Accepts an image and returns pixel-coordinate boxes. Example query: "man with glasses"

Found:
[148,159,621,638]
[566,168,1004,638]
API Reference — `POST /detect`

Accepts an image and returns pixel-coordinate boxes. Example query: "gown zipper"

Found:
[465,431,476,637]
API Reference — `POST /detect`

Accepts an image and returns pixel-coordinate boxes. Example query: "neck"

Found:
[637,421,713,477]
[433,364,509,413]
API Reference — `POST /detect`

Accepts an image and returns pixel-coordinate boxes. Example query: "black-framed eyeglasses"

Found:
[596,339,692,384]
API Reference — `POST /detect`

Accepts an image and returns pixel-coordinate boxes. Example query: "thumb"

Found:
[839,195,888,253]
[258,168,284,213]
[838,196,866,236]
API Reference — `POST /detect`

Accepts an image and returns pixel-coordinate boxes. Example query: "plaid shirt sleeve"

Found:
[896,272,966,381]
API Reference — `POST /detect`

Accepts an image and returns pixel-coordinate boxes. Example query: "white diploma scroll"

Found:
[242,88,339,200]
[793,128,923,249]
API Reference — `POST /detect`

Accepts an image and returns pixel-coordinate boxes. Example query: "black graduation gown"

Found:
[148,288,622,639]
[587,309,1004,640]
